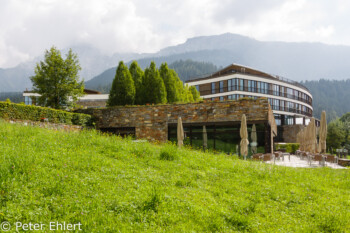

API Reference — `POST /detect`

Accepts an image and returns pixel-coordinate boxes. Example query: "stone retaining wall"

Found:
[78,98,274,143]
[338,159,350,167]
[282,125,306,143]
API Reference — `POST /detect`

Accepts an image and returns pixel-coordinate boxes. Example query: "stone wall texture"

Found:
[78,98,275,143]
[282,125,306,143]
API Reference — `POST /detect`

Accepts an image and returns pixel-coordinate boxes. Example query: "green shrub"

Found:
[275,143,300,154]
[159,144,179,161]
[0,101,92,126]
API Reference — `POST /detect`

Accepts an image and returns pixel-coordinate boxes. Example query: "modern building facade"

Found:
[185,64,315,142]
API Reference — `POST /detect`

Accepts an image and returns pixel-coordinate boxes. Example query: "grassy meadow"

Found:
[0,119,349,232]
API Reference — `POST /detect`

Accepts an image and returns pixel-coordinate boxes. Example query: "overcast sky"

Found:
[0,0,349,68]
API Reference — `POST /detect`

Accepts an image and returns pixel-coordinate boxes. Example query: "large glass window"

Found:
[219,81,224,93]
[248,80,256,92]
[273,85,280,96]
[211,82,215,94]
[239,79,244,91]
[168,123,267,154]
[257,81,261,93]
[234,78,238,91]
[24,96,32,105]
[274,99,280,110]
[264,83,269,94]
[280,100,285,111]
[274,114,281,126]
[228,79,232,91]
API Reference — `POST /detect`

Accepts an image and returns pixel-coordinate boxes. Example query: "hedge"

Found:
[0,102,93,126]
[275,143,300,154]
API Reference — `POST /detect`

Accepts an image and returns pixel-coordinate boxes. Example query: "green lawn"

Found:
[0,119,349,232]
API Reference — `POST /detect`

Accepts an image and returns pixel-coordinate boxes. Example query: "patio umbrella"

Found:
[318,111,327,153]
[177,117,184,148]
[240,114,249,160]
[251,124,257,154]
[304,121,311,152]
[203,125,207,150]
[310,118,317,153]
[299,128,305,151]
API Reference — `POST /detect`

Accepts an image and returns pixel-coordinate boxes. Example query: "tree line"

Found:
[108,61,200,106]
[327,112,350,154]
[302,79,350,122]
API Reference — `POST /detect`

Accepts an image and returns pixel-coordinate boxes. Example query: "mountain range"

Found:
[2,33,350,92]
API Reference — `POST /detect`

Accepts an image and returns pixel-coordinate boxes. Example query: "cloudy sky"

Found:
[0,0,349,68]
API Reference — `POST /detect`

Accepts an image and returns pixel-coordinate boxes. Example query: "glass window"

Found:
[228,79,232,91]
[239,79,244,91]
[220,96,224,101]
[195,85,199,92]
[211,83,215,94]
[264,83,269,94]
[257,82,261,93]
[219,81,224,93]
[248,80,252,92]
[274,99,279,110]
[273,84,279,96]
[280,100,284,111]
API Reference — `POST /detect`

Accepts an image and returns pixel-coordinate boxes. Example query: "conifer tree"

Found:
[108,61,135,106]
[189,86,201,101]
[129,61,144,105]
[160,63,178,103]
[183,85,194,102]
[143,62,167,104]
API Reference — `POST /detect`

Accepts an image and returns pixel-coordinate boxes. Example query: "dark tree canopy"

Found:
[143,62,167,104]
[30,46,84,109]
[108,61,135,106]
[129,61,144,105]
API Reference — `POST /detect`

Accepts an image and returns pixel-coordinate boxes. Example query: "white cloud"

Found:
[0,0,349,68]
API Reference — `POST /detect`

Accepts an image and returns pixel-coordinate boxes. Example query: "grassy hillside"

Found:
[0,120,349,232]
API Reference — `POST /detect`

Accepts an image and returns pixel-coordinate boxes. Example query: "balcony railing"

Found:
[201,85,312,106]
[270,105,312,117]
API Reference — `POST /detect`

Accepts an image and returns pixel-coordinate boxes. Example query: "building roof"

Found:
[186,63,310,92]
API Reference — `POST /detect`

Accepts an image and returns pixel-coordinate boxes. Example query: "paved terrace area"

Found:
[265,154,347,169]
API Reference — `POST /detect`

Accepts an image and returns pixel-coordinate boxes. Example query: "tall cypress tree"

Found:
[143,62,167,104]
[160,63,178,103]
[129,61,144,105]
[108,61,135,106]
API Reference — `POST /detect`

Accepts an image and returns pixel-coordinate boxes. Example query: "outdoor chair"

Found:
[301,152,308,160]
[324,154,338,164]
[252,153,263,161]
[274,151,284,161]
[262,153,274,162]
[312,154,325,166]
